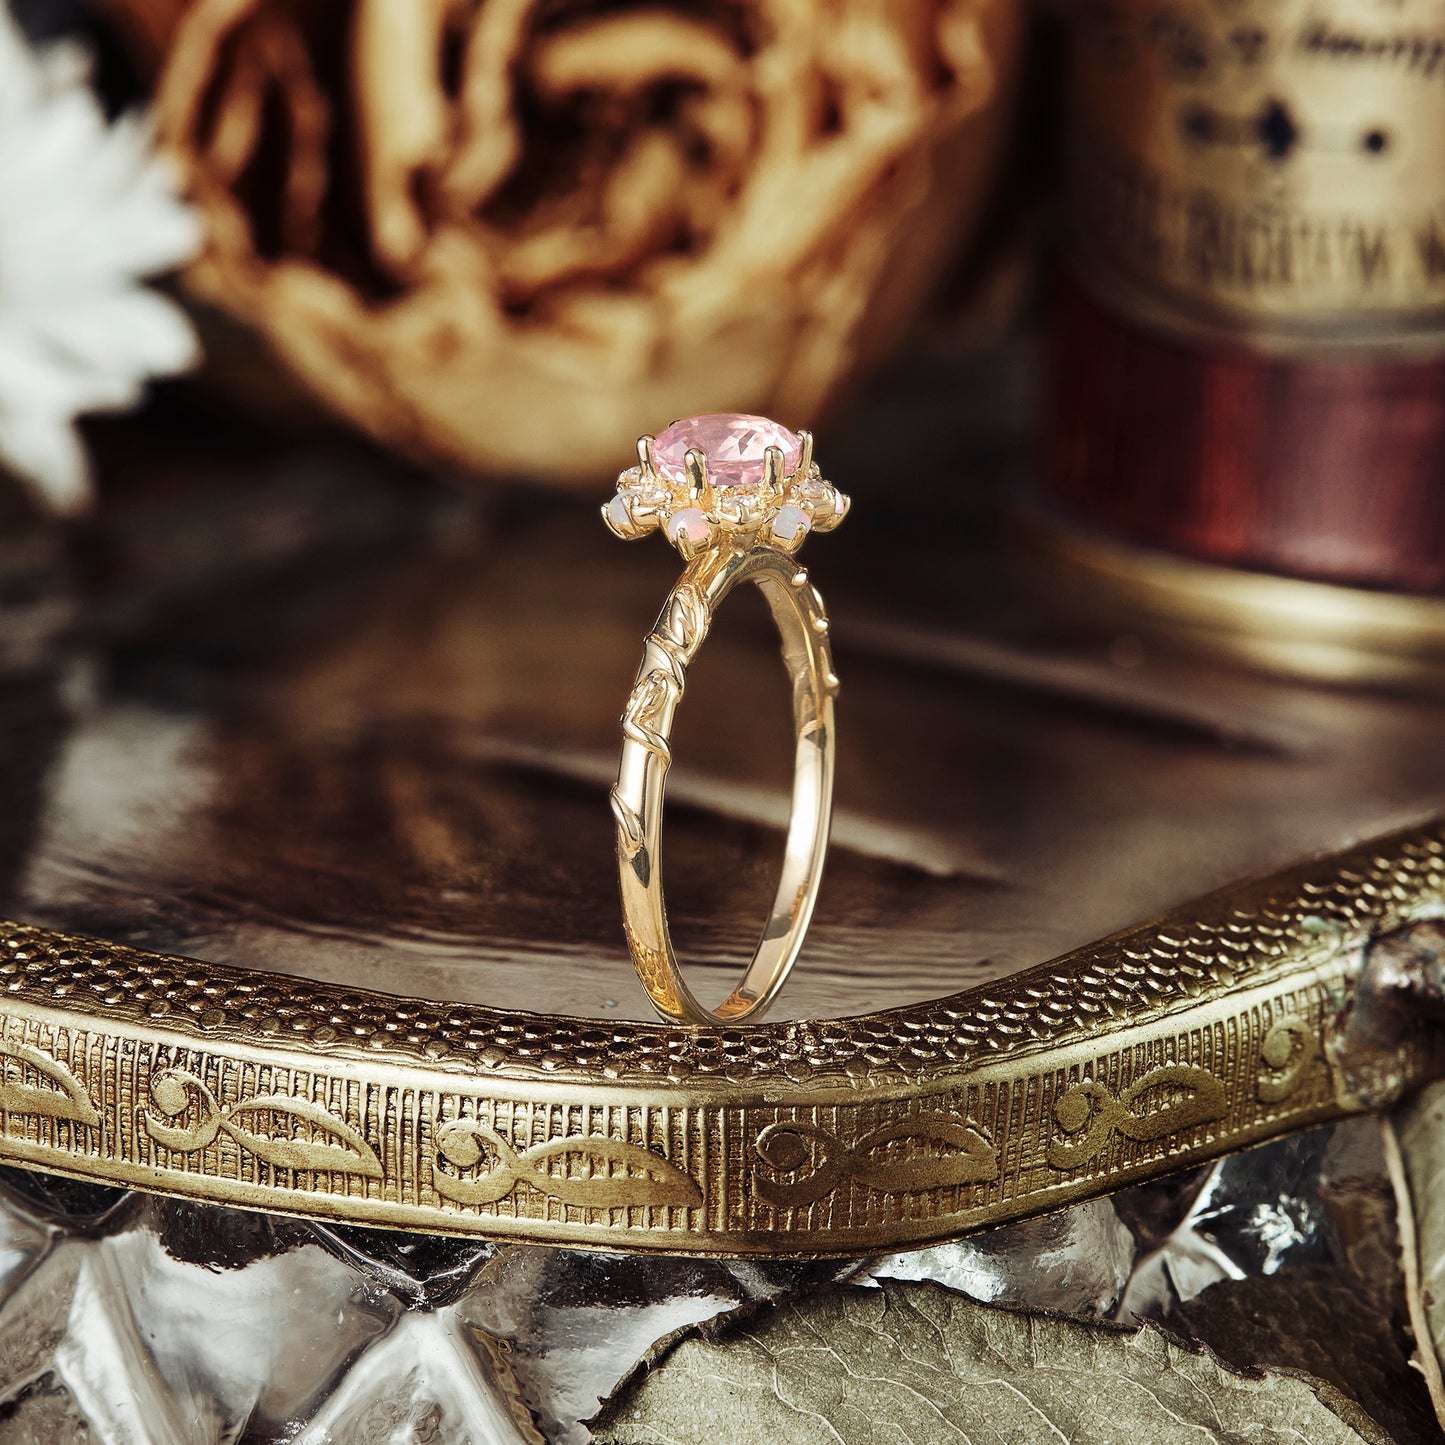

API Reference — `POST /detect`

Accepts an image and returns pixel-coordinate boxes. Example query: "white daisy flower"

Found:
[0,3,202,514]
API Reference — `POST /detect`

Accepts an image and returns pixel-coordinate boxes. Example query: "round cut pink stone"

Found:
[653,414,801,489]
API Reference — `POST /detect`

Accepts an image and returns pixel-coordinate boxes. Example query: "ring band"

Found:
[603,415,849,1024]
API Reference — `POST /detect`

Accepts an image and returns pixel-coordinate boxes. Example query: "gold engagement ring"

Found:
[603,414,850,1025]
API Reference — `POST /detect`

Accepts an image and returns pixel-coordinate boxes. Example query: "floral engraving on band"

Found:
[612,668,679,860]
[1046,1064,1227,1169]
[0,1038,101,1129]
[1256,1018,1322,1105]
[621,671,674,759]
[659,584,708,661]
[612,586,712,860]
[142,1069,384,1178]
[752,1118,998,1209]
[431,1117,703,1211]
[610,787,647,856]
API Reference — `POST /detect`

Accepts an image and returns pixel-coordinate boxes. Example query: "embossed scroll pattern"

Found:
[0,822,1432,1251]
[432,1116,701,1210]
[1046,1064,1228,1169]
[1256,1018,1323,1104]
[0,1038,99,1129]
[143,1070,384,1178]
[752,1118,998,1208]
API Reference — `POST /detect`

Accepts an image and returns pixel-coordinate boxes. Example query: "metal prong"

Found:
[603,491,665,541]
[684,448,712,509]
[637,436,657,481]
[601,500,627,539]
[795,430,814,482]
[763,445,786,495]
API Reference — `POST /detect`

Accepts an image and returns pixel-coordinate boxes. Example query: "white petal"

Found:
[31,289,200,380]
[0,154,200,295]
[0,408,93,514]
[0,1,204,502]
[0,89,107,197]
[0,9,43,127]
[0,325,120,412]
[36,38,92,93]
[61,164,203,279]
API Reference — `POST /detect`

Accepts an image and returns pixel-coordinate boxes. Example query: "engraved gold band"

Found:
[604,419,848,1024]
[0,819,1437,1254]
[612,542,837,1025]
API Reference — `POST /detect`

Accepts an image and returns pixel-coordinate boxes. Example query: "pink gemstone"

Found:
[653,414,801,490]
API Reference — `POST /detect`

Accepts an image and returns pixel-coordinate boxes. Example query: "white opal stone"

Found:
[604,495,634,533]
[665,507,711,548]
[770,504,811,546]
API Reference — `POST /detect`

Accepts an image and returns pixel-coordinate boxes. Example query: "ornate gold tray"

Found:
[5,412,1445,1258]
[0,817,1438,1255]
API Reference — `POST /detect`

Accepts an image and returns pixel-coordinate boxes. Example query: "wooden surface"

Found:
[2,361,1444,1022]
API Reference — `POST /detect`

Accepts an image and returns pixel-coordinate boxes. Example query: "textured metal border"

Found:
[0,820,1439,1255]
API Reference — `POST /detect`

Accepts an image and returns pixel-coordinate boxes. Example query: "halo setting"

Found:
[602,412,850,558]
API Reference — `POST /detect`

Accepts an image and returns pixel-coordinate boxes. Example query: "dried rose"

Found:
[102,0,1020,487]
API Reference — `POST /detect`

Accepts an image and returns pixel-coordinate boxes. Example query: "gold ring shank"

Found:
[612,541,837,1024]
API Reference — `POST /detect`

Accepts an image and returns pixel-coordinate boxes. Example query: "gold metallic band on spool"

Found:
[1068,0,1445,352]
[0,819,1438,1254]
[1031,518,1445,689]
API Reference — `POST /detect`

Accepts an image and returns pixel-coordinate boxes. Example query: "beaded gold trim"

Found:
[0,821,1439,1253]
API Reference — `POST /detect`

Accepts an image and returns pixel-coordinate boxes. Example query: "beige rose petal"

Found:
[101,0,1022,487]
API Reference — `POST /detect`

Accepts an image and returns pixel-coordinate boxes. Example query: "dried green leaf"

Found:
[1162,1266,1438,1445]
[592,1279,1391,1445]
[1386,1081,1445,1431]
[1156,1118,1436,1445]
